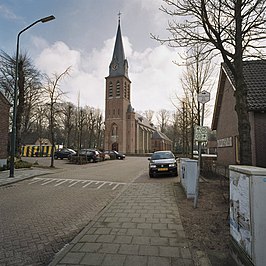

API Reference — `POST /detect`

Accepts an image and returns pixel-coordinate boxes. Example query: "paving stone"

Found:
[118,217,132,222]
[121,222,136,229]
[60,252,85,264]
[102,254,126,266]
[80,253,105,265]
[150,237,169,246]
[131,217,146,223]
[142,229,160,237]
[113,235,133,244]
[118,244,139,255]
[132,236,150,245]
[110,228,127,235]
[160,229,178,238]
[160,246,181,257]
[124,255,147,266]
[139,245,159,256]
[96,235,115,243]
[106,222,122,228]
[79,242,101,252]
[152,223,168,230]
[94,228,112,235]
[98,243,120,254]
[148,256,171,266]
[126,228,143,236]
[137,223,152,229]
[171,257,194,266]
[80,234,99,243]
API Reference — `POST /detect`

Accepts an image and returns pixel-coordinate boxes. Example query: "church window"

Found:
[127,84,130,99]
[116,81,120,97]
[111,124,118,137]
[118,109,120,116]
[109,82,113,98]
[113,109,115,115]
[124,82,127,98]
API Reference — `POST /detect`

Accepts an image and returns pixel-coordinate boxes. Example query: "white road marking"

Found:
[68,180,80,187]
[54,180,68,186]
[96,182,106,189]
[29,177,126,191]
[28,178,44,184]
[82,181,93,188]
[41,179,56,185]
[112,184,120,190]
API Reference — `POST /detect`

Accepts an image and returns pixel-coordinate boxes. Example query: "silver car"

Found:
[148,151,177,178]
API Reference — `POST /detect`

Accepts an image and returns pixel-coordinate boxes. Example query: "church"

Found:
[104,19,172,154]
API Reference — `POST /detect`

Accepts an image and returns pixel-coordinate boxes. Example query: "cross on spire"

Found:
[118,11,122,24]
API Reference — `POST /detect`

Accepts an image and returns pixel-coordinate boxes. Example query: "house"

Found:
[104,18,172,154]
[212,60,266,167]
[0,91,11,168]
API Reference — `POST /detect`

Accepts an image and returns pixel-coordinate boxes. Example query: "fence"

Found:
[21,145,59,157]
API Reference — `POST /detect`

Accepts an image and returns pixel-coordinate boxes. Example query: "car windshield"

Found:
[151,152,174,160]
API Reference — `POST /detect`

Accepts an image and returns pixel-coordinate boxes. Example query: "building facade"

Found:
[212,60,266,167]
[0,92,11,167]
[104,20,172,154]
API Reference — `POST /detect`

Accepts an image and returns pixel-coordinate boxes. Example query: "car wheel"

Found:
[54,155,58,159]
[149,172,154,178]
[89,158,94,163]
[60,157,63,160]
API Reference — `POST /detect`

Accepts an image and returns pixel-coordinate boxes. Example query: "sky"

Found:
[0,0,216,126]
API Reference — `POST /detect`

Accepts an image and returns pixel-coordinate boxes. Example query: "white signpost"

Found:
[194,90,210,208]
[197,90,210,105]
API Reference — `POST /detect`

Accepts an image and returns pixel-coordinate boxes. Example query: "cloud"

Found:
[34,35,183,115]
[0,4,20,20]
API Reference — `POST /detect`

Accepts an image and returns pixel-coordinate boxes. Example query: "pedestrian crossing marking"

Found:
[28,177,126,191]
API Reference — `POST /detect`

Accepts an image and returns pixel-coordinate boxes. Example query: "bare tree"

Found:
[143,110,155,123]
[0,50,42,156]
[156,109,171,133]
[42,67,70,167]
[152,0,266,164]
[61,102,75,148]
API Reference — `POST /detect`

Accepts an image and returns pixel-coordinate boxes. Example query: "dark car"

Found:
[104,150,125,160]
[148,151,177,178]
[78,149,101,163]
[54,148,76,159]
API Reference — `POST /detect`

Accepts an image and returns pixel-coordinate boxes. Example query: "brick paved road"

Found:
[0,157,150,266]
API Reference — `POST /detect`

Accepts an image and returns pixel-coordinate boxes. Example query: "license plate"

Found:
[158,168,168,171]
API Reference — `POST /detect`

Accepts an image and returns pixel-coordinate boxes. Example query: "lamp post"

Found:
[9,15,55,178]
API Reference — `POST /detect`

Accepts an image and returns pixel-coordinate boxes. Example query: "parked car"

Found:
[54,148,76,159]
[104,150,125,160]
[78,149,101,163]
[148,150,177,178]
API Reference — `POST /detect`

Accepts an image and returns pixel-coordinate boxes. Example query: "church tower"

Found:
[104,18,132,153]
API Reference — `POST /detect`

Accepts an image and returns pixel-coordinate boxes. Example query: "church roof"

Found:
[152,131,172,142]
[135,113,155,130]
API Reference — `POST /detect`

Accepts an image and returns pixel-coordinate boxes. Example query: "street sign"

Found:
[197,90,210,104]
[194,125,208,142]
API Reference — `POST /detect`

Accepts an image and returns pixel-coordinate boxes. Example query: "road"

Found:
[0,157,178,266]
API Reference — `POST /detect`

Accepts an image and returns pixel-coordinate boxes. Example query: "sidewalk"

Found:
[49,182,196,266]
[0,168,54,186]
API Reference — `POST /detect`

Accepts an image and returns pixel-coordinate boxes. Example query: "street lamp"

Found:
[9,15,55,178]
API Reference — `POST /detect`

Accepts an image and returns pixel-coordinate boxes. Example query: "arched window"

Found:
[109,82,113,98]
[124,82,127,98]
[116,81,120,97]
[127,84,130,99]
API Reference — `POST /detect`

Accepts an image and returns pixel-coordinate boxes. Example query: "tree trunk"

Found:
[233,0,252,165]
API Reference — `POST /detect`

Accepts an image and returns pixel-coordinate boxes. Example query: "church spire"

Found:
[109,15,129,78]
